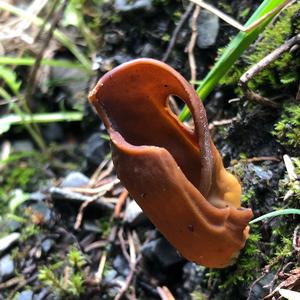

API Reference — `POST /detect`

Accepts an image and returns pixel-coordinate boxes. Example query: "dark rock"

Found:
[115,0,154,13]
[0,255,14,281]
[0,233,20,255]
[61,172,89,188]
[83,133,108,165]
[139,43,157,57]
[141,237,184,268]
[103,269,117,283]
[247,272,275,300]
[197,10,219,48]
[12,140,34,152]
[112,255,129,276]
[50,67,89,107]
[34,288,50,300]
[104,31,123,45]
[83,222,102,233]
[41,239,55,254]
[113,54,134,65]
[42,123,64,142]
[15,290,33,300]
[182,262,205,291]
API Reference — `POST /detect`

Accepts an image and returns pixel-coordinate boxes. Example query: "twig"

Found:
[239,34,300,108]
[208,117,237,130]
[162,3,194,62]
[157,286,176,300]
[114,188,129,218]
[230,156,281,165]
[89,160,114,188]
[66,178,119,196]
[293,224,300,252]
[74,195,99,230]
[0,276,26,290]
[118,228,131,263]
[186,5,200,86]
[95,251,107,283]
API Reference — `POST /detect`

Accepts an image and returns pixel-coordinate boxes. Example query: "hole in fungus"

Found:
[167,95,194,132]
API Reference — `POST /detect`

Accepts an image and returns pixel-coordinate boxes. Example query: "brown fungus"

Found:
[89,58,253,268]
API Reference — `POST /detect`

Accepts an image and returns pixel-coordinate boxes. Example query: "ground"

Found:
[0,1,299,299]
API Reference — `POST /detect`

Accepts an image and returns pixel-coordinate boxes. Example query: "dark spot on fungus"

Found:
[88,58,253,268]
[187,224,194,232]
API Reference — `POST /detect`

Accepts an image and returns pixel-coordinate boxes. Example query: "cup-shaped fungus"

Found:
[89,58,253,268]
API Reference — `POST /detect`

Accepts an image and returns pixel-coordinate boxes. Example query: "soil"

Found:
[0,1,299,300]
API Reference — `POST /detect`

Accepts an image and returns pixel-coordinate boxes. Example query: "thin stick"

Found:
[239,34,300,107]
[230,156,281,166]
[240,34,300,83]
[186,5,201,86]
[293,225,300,252]
[95,251,107,283]
[162,3,194,62]
[157,286,176,300]
[114,189,129,218]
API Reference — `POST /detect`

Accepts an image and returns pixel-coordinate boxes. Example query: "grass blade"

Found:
[0,56,90,72]
[0,112,83,135]
[249,209,300,224]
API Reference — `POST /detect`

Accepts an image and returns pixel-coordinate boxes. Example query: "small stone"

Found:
[104,31,123,45]
[112,255,129,276]
[141,237,184,268]
[61,172,89,188]
[15,290,33,300]
[83,133,108,165]
[252,165,273,181]
[0,255,14,281]
[0,233,20,254]
[115,0,154,13]
[104,269,117,283]
[41,239,54,254]
[247,272,275,300]
[50,67,89,107]
[43,123,64,142]
[12,140,34,152]
[197,10,219,48]
[124,200,146,226]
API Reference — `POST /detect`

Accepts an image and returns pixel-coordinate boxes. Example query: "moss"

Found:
[219,229,262,289]
[221,2,300,94]
[38,246,87,298]
[272,104,300,149]
[241,187,255,204]
[205,229,262,292]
